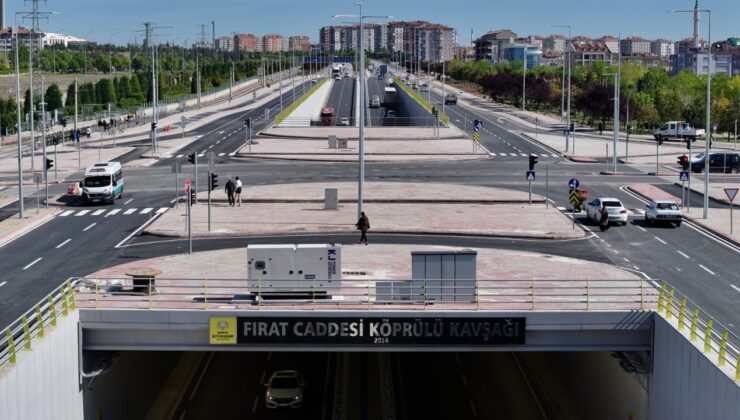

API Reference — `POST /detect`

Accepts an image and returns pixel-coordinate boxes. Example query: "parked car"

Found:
[265,370,304,409]
[690,152,740,174]
[586,198,628,226]
[644,200,682,227]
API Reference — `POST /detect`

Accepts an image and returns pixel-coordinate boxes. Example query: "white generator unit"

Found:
[246,244,342,293]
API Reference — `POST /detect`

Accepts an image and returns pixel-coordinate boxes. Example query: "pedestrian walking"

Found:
[225,177,236,206]
[598,121,604,136]
[355,211,370,245]
[235,176,243,206]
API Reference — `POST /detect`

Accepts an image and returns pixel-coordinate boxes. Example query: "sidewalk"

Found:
[145,181,584,240]
[627,183,740,244]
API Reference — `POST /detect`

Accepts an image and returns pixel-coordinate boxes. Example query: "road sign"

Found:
[184,178,191,193]
[568,189,580,206]
[472,131,480,142]
[679,171,689,182]
[526,171,535,181]
[725,188,738,202]
[568,178,580,190]
[474,120,483,130]
[171,162,181,174]
[208,151,216,171]
[181,116,186,128]
[33,173,42,184]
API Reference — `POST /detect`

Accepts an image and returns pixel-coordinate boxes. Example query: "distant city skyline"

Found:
[4,0,739,46]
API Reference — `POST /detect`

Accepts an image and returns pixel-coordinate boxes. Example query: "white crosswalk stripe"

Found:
[164,155,173,158]
[228,152,236,156]
[156,207,168,214]
[176,154,184,158]
[106,209,121,216]
[75,210,90,216]
[498,153,507,156]
[218,153,225,157]
[551,154,559,157]
[198,153,205,158]
[520,153,528,157]
[124,208,137,215]
[140,208,153,214]
[92,209,105,216]
[59,210,74,217]
[489,153,497,156]
[540,153,549,157]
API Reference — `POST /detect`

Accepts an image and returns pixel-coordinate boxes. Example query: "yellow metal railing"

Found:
[657,281,740,382]
[1,280,77,368]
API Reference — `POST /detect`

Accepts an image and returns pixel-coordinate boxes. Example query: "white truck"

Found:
[653,121,705,143]
[246,244,341,295]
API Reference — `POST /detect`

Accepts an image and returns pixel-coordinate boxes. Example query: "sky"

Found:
[6,0,739,46]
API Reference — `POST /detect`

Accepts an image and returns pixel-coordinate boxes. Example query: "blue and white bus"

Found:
[81,162,123,205]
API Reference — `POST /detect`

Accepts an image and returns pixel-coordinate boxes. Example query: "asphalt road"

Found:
[366,75,388,127]
[324,77,355,125]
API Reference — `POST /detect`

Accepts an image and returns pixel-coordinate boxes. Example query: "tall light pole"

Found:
[334,3,392,218]
[83,29,95,82]
[670,8,711,219]
[551,25,572,152]
[108,32,119,74]
[522,45,527,110]
[13,16,25,218]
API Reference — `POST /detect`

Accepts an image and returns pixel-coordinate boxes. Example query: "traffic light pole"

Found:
[41,78,48,208]
[207,171,211,232]
[194,154,198,203]
[187,185,192,254]
[528,180,532,205]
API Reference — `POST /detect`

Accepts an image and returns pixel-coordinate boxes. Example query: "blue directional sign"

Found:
[679,171,690,182]
[568,178,580,189]
[526,171,536,181]
[475,120,483,130]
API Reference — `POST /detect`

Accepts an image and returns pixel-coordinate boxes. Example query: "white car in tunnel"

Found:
[265,370,305,409]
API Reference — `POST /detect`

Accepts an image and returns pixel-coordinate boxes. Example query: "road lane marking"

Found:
[92,209,105,216]
[654,236,667,245]
[23,257,42,270]
[141,208,153,214]
[124,199,133,205]
[699,264,716,275]
[636,226,647,232]
[677,250,690,259]
[83,223,96,231]
[75,210,90,216]
[106,209,121,216]
[59,210,74,217]
[469,400,478,416]
[176,154,183,158]
[623,258,630,262]
[218,153,225,156]
[252,396,259,413]
[731,285,740,293]
[218,131,224,134]
[124,208,137,215]
[0,281,5,288]
[455,352,461,365]
[55,239,71,249]
[461,374,469,389]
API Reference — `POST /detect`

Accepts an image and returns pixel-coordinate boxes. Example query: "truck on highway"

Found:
[383,87,397,106]
[653,121,705,143]
[379,64,388,76]
[444,93,458,105]
[320,107,335,126]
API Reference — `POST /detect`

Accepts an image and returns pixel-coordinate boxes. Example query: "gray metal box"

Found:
[325,188,338,209]
[411,250,477,302]
[337,138,348,149]
[328,135,338,149]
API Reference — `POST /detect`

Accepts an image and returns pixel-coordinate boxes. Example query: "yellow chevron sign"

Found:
[568,189,580,206]
[473,132,480,142]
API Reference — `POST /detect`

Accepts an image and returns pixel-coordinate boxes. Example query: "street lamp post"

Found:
[670,8,711,219]
[522,46,527,110]
[551,25,572,153]
[83,30,95,83]
[334,3,392,218]
[13,18,25,218]
[108,32,120,75]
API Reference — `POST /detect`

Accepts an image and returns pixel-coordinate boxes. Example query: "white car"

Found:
[265,370,304,409]
[339,117,350,126]
[645,200,682,227]
[586,197,628,226]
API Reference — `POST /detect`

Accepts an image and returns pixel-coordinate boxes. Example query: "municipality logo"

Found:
[218,320,229,330]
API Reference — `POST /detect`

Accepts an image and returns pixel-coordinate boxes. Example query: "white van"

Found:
[81,162,123,205]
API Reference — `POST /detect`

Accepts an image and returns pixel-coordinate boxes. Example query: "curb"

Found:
[569,156,599,163]
[626,185,740,248]
[232,154,486,163]
[192,198,547,205]
[671,181,734,206]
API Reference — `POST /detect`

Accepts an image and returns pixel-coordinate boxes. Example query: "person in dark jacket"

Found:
[355,212,369,245]
[225,178,236,206]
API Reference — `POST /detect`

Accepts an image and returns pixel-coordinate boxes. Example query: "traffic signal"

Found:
[45,158,53,171]
[686,138,691,150]
[151,122,157,132]
[210,173,218,191]
[431,106,437,116]
[528,155,538,171]
[678,155,689,171]
[245,118,251,129]
[569,122,575,132]
[187,153,196,164]
[61,117,67,128]
[657,137,664,146]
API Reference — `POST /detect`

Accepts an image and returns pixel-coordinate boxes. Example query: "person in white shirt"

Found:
[235,177,243,206]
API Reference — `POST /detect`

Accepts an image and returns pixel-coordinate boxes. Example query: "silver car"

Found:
[644,200,682,227]
[265,370,304,409]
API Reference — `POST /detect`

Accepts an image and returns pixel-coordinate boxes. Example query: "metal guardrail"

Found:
[0,280,77,369]
[275,116,445,128]
[657,282,740,382]
[70,277,657,312]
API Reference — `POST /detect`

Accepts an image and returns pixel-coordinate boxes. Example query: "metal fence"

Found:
[69,277,658,312]
[657,281,740,381]
[0,280,77,368]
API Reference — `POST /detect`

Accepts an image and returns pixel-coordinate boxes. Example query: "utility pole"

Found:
[140,22,174,155]
[14,21,25,218]
[40,77,48,207]
[613,33,621,173]
[75,77,80,167]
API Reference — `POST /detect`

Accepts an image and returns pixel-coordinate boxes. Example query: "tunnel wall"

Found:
[0,312,83,420]
[393,81,434,121]
[649,316,740,419]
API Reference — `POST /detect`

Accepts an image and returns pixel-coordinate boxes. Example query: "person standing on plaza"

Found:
[235,177,243,206]
[225,177,236,206]
[355,212,370,245]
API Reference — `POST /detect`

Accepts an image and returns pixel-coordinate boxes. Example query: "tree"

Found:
[45,84,63,113]
[65,83,76,108]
